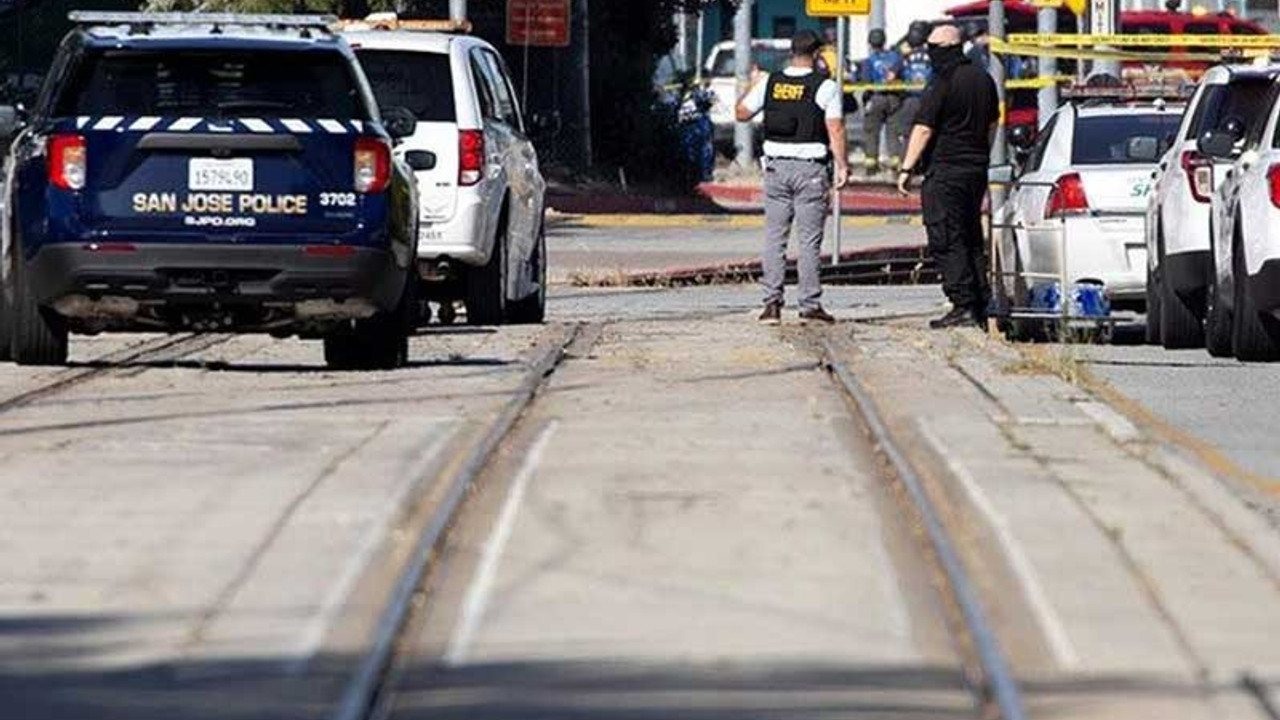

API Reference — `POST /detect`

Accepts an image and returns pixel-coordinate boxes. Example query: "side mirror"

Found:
[1198,129,1237,160]
[1126,135,1160,163]
[382,106,418,140]
[1008,124,1036,151]
[0,105,21,139]
[404,150,436,171]
[989,164,1014,186]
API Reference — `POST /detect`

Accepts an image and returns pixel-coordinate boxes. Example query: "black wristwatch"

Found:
[899,167,914,175]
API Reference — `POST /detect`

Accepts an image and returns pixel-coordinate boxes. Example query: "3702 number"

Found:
[319,192,357,207]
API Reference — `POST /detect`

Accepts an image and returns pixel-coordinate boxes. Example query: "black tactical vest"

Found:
[762,71,829,147]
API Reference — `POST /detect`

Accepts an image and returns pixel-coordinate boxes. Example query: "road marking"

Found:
[919,419,1081,671]
[553,213,922,229]
[443,420,559,667]
[288,422,459,669]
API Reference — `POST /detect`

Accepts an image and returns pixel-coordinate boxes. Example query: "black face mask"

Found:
[927,43,965,71]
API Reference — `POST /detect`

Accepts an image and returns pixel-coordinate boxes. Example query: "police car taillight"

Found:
[1045,173,1089,219]
[48,134,86,191]
[459,130,484,186]
[354,137,390,194]
[1268,165,1280,209]
[1181,151,1213,204]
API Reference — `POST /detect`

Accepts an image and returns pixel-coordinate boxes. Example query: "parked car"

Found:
[0,12,419,368]
[1145,66,1278,349]
[995,101,1181,339]
[346,25,548,325]
[703,39,791,158]
[1202,77,1280,361]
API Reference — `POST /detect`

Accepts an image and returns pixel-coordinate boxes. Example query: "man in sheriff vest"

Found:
[735,30,848,326]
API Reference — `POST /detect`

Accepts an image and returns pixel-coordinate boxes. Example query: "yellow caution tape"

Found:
[844,76,1071,93]
[990,37,1233,63]
[1008,33,1280,48]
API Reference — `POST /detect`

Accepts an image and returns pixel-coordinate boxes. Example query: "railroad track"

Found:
[0,332,234,413]
[330,321,585,720]
[815,332,1028,720]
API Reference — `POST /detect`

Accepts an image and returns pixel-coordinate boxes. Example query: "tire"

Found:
[465,219,507,326]
[9,250,67,366]
[0,277,12,364]
[1231,236,1280,362]
[1159,265,1204,349]
[1204,258,1233,358]
[1004,248,1045,343]
[1145,263,1162,345]
[323,271,415,371]
[505,225,546,325]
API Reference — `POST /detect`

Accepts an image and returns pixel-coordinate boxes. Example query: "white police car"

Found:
[995,101,1180,339]
[1202,75,1280,361]
[1145,66,1277,349]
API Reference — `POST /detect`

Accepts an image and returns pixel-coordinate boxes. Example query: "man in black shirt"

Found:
[897,24,999,329]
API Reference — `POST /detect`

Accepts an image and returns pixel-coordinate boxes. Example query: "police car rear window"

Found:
[1071,114,1181,165]
[55,49,367,120]
[355,50,455,123]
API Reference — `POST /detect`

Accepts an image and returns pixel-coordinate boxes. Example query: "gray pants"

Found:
[763,157,830,311]
[891,96,922,158]
[863,93,902,166]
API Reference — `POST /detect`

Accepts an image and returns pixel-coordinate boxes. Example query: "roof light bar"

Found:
[68,11,337,29]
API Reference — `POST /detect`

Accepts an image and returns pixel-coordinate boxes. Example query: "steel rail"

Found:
[331,322,582,720]
[0,333,231,413]
[819,336,1029,720]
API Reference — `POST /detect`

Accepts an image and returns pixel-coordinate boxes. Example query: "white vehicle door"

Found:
[472,48,540,297]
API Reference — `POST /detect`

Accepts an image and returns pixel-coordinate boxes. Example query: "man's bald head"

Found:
[927,24,962,46]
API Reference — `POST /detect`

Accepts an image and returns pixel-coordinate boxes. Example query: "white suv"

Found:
[346,28,547,325]
[1145,66,1277,349]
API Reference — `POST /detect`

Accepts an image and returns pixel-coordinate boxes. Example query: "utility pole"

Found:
[833,15,846,265]
[990,0,1008,205]
[733,0,755,170]
[1037,5,1058,128]
[449,0,466,23]
[1090,0,1121,78]
[870,0,885,31]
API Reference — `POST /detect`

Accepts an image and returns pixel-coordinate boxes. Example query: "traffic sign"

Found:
[806,0,871,17]
[507,0,571,48]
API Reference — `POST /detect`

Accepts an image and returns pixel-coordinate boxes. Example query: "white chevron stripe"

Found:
[350,120,363,133]
[241,118,274,134]
[168,117,202,132]
[318,119,347,134]
[206,121,235,133]
[93,116,124,131]
[282,119,312,133]
[76,117,90,129]
[129,116,162,132]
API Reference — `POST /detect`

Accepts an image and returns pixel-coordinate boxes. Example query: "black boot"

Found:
[929,306,981,329]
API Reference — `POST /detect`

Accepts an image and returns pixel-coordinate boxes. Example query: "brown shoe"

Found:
[799,306,837,324]
[758,303,782,326]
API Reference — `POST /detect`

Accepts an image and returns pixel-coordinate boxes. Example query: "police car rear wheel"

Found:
[1231,235,1280,362]
[506,225,546,325]
[9,255,68,367]
[1145,265,1162,346]
[1204,262,1233,358]
[0,282,11,363]
[465,217,508,326]
[323,272,415,371]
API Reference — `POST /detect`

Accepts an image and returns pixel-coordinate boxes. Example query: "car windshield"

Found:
[709,47,790,77]
[1071,114,1182,165]
[355,49,456,123]
[55,48,367,119]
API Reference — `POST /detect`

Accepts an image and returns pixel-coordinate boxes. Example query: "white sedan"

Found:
[994,103,1182,339]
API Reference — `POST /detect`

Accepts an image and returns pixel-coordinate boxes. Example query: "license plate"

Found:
[188,158,253,192]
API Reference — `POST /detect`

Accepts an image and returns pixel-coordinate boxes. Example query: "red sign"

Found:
[507,0,571,48]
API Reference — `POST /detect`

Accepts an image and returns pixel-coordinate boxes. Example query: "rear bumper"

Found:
[417,193,490,266]
[1164,249,1211,296]
[1248,258,1280,314]
[28,243,406,311]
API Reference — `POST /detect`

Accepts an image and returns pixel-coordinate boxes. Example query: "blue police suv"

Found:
[0,13,420,369]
